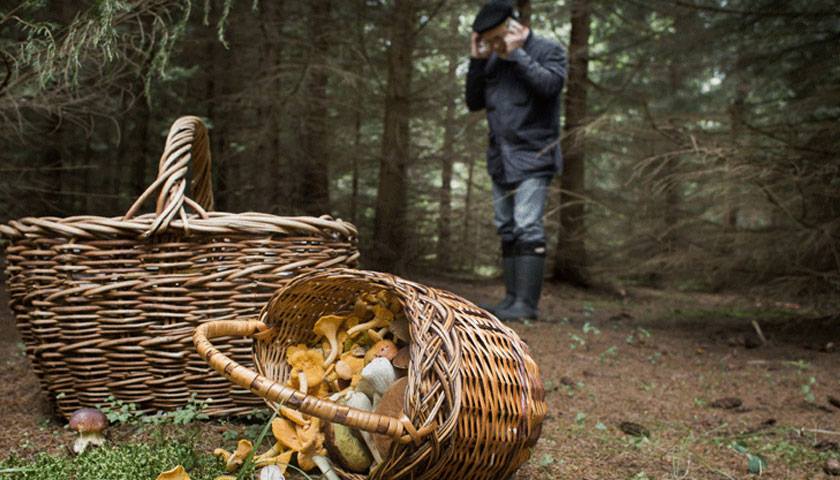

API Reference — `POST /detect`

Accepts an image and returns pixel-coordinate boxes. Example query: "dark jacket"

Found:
[466,32,567,185]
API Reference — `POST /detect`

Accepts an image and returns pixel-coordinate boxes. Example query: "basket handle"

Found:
[123,116,215,237]
[193,320,434,444]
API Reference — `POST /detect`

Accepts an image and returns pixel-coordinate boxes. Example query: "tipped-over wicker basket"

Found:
[0,116,359,417]
[193,268,546,480]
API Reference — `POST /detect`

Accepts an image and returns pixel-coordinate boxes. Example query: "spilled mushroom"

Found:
[213,439,254,472]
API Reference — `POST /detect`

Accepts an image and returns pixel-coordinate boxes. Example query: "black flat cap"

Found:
[472,0,516,34]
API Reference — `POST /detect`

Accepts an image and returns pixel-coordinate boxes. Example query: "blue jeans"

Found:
[492,177,550,251]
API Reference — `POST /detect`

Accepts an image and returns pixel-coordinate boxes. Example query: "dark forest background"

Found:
[1,0,838,298]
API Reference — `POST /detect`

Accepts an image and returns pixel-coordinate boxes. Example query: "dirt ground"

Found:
[1,278,839,479]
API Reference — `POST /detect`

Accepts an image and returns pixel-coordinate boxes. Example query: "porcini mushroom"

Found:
[343,390,383,464]
[372,377,408,457]
[213,439,254,472]
[313,315,345,366]
[324,421,373,473]
[364,340,398,364]
[346,305,393,338]
[156,465,191,480]
[357,357,397,403]
[390,314,410,343]
[68,408,108,454]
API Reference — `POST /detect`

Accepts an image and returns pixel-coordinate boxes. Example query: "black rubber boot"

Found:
[495,243,545,321]
[479,241,516,314]
[479,255,516,314]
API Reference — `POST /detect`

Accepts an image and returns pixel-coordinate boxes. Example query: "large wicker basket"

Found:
[0,116,359,418]
[193,269,546,480]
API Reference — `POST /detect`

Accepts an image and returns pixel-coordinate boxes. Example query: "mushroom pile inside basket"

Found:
[240,290,409,477]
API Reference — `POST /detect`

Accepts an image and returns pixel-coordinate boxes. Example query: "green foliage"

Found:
[98,395,210,426]
[0,436,224,480]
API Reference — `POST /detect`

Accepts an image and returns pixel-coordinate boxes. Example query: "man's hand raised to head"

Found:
[470,32,491,59]
[500,20,530,59]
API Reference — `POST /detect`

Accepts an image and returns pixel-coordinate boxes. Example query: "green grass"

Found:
[0,433,225,480]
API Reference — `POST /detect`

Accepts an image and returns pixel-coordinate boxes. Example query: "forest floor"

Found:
[1,279,839,479]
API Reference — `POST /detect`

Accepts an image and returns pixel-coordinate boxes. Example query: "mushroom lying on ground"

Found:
[357,357,397,403]
[294,418,340,480]
[68,408,108,454]
[259,465,286,480]
[213,439,254,472]
[313,315,345,366]
[156,465,191,480]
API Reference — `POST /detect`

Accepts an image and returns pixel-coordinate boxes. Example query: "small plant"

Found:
[98,395,210,426]
[569,333,586,350]
[599,346,619,364]
[801,376,816,403]
[98,396,142,425]
[582,321,601,335]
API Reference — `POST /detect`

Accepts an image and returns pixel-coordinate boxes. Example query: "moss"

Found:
[0,435,225,480]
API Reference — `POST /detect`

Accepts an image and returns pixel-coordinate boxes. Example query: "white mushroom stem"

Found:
[298,372,308,395]
[323,335,339,366]
[313,455,340,480]
[345,390,383,464]
[357,357,397,406]
[73,431,105,454]
[259,465,286,480]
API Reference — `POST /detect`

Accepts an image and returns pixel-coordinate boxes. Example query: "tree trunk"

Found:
[726,71,748,229]
[553,0,591,286]
[257,0,285,214]
[296,0,332,216]
[462,152,477,271]
[436,12,459,271]
[372,0,416,271]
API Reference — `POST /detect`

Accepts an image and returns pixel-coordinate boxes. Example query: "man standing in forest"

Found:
[466,0,566,320]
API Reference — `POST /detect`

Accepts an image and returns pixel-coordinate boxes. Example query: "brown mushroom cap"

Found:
[372,377,408,456]
[364,340,398,364]
[392,346,410,370]
[68,408,108,433]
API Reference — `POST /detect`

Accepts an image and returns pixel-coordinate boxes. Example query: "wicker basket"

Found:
[0,116,359,418]
[193,268,546,480]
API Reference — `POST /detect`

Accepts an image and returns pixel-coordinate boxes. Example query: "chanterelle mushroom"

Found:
[156,465,190,480]
[68,408,108,454]
[346,305,393,338]
[313,315,345,366]
[286,345,325,395]
[296,418,339,480]
[213,439,254,472]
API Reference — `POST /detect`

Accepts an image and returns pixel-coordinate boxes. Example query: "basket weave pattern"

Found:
[0,116,359,417]
[194,269,546,480]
